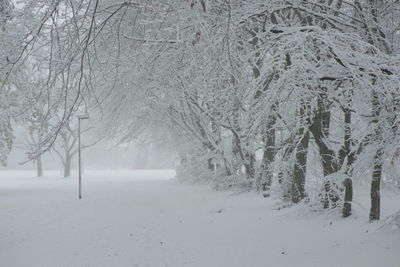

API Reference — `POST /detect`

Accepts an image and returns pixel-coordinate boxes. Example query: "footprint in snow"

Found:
[210,208,224,214]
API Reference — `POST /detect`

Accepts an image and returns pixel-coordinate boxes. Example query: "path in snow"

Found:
[1,170,399,267]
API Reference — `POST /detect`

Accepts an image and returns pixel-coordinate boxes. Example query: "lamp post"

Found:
[77,113,89,199]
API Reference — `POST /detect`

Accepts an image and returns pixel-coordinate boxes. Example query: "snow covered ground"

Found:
[1,170,399,267]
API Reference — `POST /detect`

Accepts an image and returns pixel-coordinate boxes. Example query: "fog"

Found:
[1,1,400,266]
[1,127,177,171]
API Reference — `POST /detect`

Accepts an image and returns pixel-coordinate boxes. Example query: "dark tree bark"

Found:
[292,129,310,203]
[244,149,256,181]
[207,157,214,171]
[230,98,255,181]
[34,133,44,178]
[289,102,311,203]
[311,90,342,208]
[369,90,384,220]
[343,106,355,217]
[343,178,353,217]
[258,114,277,197]
[250,32,278,194]
[231,96,243,175]
[231,130,242,174]
[64,153,71,178]
[277,135,298,201]
[36,154,43,177]
[370,146,383,220]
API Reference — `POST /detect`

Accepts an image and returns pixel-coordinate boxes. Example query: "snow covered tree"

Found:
[0,0,15,165]
[2,0,399,222]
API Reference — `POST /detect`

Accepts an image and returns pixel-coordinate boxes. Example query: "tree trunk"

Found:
[370,146,383,220]
[292,130,310,203]
[36,154,43,177]
[64,154,71,178]
[244,149,256,181]
[278,137,295,201]
[343,107,355,217]
[222,156,233,176]
[311,91,341,208]
[231,131,242,174]
[313,95,337,176]
[369,90,383,221]
[343,178,353,217]
[258,114,276,197]
[208,122,221,173]
[36,132,43,177]
[207,157,214,171]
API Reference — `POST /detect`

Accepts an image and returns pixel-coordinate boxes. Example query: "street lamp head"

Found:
[77,113,89,120]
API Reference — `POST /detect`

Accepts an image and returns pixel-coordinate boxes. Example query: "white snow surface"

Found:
[1,170,400,267]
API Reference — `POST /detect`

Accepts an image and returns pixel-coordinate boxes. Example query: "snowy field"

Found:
[1,170,400,267]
